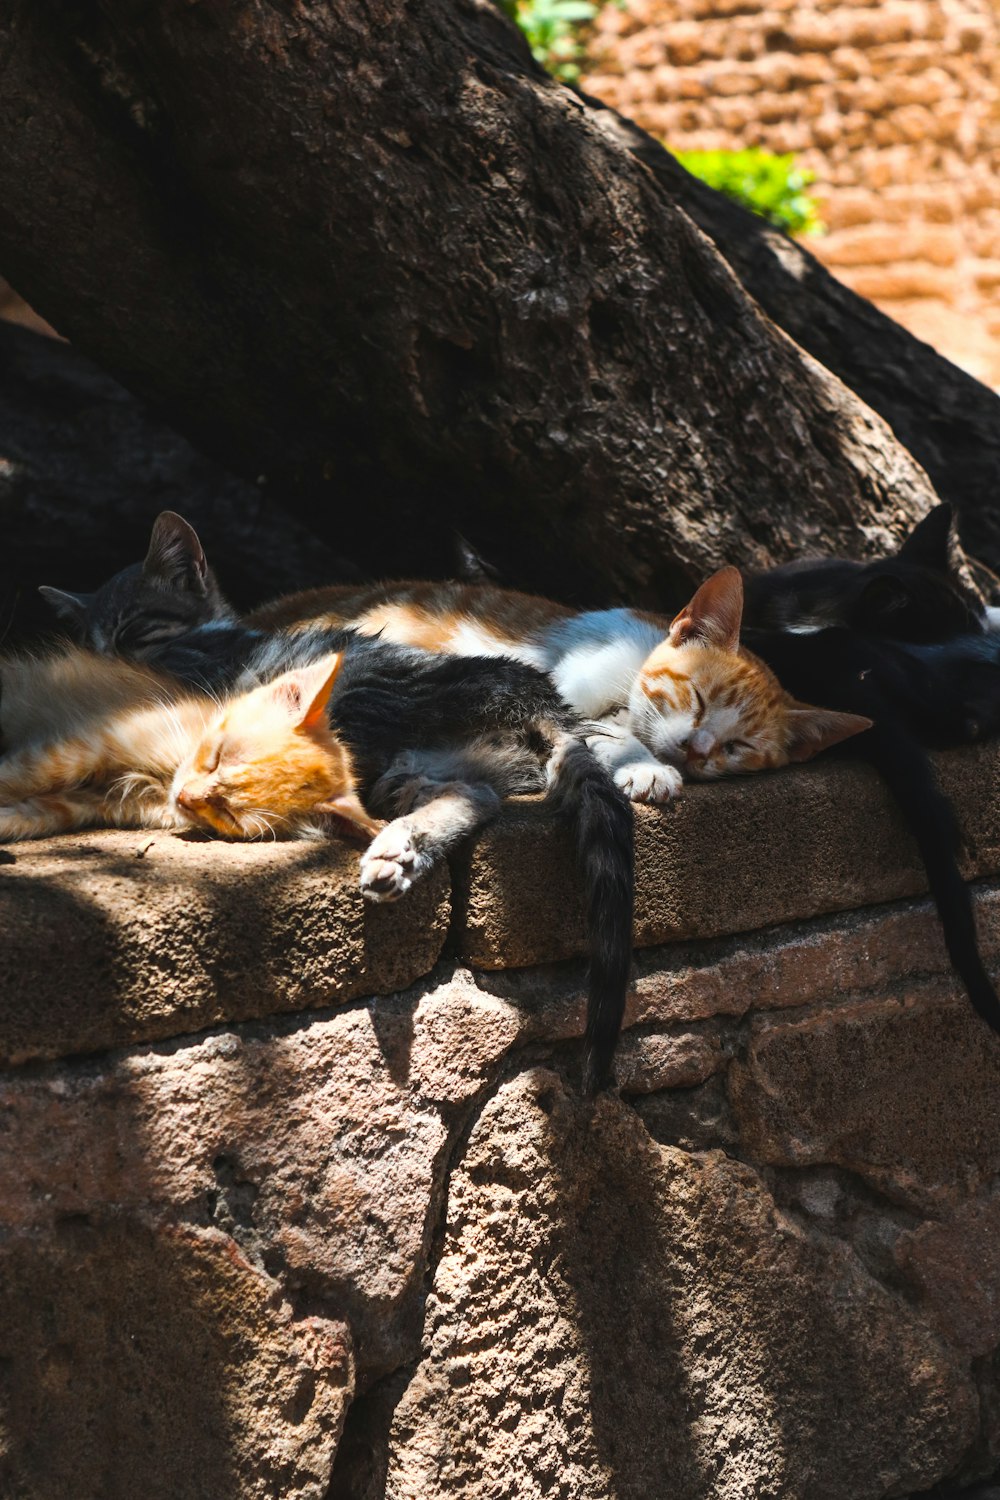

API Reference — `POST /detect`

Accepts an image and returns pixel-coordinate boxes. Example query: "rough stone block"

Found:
[385,1073,978,1500]
[896,1197,1000,1359]
[0,1219,354,1500]
[729,994,1000,1211]
[455,742,1000,971]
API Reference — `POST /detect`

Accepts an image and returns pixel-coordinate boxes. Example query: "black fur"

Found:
[743,506,985,642]
[745,626,1000,1033]
[547,738,635,1095]
[153,619,636,1093]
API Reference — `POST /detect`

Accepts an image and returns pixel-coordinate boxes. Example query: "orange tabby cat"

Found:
[250,567,871,791]
[0,650,376,843]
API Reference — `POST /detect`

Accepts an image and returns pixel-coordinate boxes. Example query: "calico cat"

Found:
[249,566,871,794]
[39,511,235,653]
[0,626,634,1095]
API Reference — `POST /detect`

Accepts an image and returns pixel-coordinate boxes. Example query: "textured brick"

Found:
[584,0,1000,385]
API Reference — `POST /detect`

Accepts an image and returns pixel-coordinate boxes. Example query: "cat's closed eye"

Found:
[200,740,223,774]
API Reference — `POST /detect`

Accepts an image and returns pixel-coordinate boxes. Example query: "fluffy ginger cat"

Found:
[0,647,377,844]
[250,565,872,793]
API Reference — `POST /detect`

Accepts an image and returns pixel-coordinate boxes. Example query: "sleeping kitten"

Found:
[250,565,870,795]
[742,505,986,642]
[0,650,381,845]
[39,511,235,654]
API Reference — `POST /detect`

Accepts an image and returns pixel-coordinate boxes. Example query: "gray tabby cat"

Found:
[39,511,234,654]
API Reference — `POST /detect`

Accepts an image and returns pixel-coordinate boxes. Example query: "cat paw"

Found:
[359,824,435,902]
[615,761,683,804]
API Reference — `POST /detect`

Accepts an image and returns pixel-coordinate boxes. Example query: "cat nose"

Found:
[688,728,714,758]
[176,788,201,813]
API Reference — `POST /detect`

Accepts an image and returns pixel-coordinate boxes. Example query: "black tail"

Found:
[858,720,1000,1031]
[746,625,1000,1034]
[545,736,635,1095]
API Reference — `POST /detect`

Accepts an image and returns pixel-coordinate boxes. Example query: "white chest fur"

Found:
[541,610,663,718]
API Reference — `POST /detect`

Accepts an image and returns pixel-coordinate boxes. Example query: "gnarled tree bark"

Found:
[0,0,994,604]
[590,100,1000,574]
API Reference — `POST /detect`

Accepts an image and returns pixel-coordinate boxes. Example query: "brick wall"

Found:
[583,0,1000,387]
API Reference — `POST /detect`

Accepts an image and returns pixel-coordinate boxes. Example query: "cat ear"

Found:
[38,586,93,627]
[453,533,501,583]
[313,792,383,839]
[784,704,873,763]
[897,504,952,572]
[268,652,344,729]
[669,566,744,651]
[143,511,209,595]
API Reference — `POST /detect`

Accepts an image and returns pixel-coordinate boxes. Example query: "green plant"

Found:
[500,0,600,84]
[674,148,824,236]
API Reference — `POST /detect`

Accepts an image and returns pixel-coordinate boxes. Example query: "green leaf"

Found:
[673,147,824,236]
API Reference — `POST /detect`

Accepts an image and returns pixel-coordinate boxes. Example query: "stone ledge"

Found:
[1,741,998,1065]
[455,740,1000,966]
[0,832,450,1066]
[3,894,1000,1499]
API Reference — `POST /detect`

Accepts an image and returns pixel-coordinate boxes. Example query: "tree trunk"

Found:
[589,101,1000,577]
[0,0,980,607]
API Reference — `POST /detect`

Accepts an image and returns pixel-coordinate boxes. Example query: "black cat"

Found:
[743,505,987,642]
[742,506,1000,1033]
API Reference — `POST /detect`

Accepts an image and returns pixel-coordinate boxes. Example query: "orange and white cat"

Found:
[250,567,871,790]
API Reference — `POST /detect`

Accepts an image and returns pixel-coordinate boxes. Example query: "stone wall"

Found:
[583,0,1000,388]
[3,746,1000,1497]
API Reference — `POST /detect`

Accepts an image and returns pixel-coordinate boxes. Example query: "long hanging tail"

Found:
[544,734,635,1095]
[746,626,1000,1034]
[859,719,1000,1031]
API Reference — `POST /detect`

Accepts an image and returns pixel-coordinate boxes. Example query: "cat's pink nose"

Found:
[176,789,201,813]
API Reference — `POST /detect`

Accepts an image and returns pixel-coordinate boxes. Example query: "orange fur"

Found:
[0,650,378,845]
[171,654,380,841]
[249,579,572,647]
[635,570,870,778]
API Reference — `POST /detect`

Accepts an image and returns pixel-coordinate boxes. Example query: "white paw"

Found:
[359,823,435,902]
[615,760,683,804]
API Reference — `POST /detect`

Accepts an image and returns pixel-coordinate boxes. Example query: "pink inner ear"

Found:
[785,706,873,762]
[314,793,382,839]
[301,653,343,729]
[267,653,343,728]
[669,566,744,650]
[270,678,303,719]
